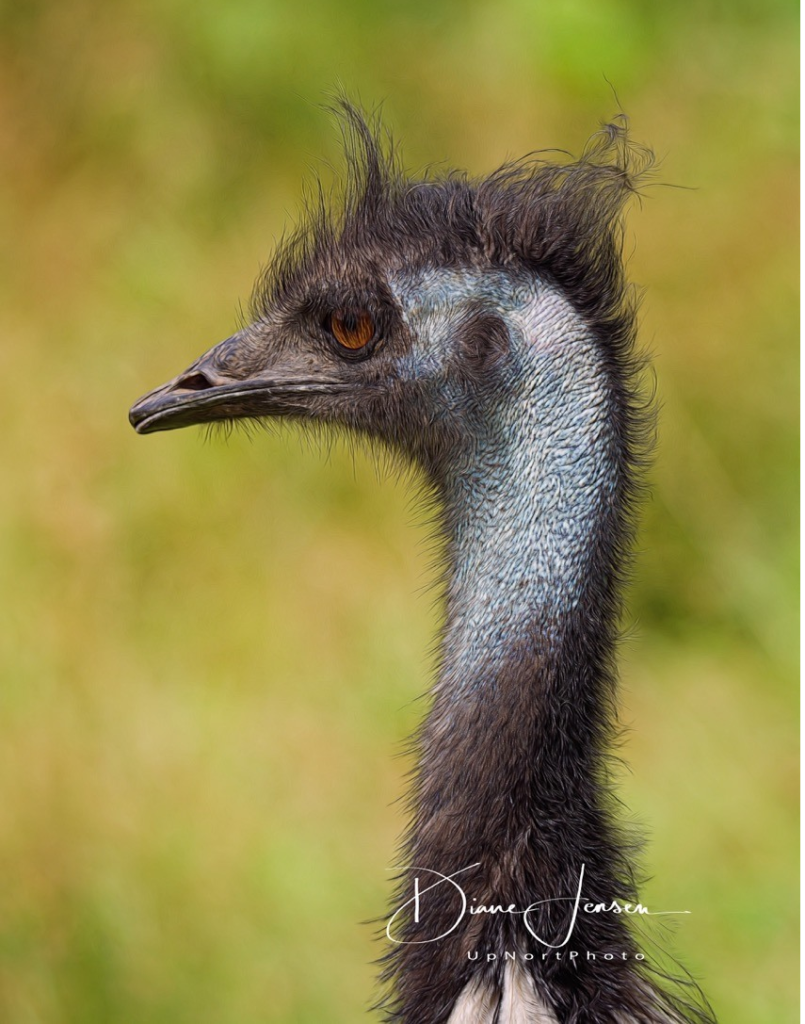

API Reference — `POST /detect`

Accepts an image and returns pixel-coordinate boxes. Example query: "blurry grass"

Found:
[0,1,798,1022]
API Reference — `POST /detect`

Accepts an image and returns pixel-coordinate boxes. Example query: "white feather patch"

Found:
[447,963,559,1024]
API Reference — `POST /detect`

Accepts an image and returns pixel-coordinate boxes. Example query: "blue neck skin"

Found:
[390,269,618,694]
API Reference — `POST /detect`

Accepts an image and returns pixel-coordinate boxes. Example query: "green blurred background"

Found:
[0,1,797,1021]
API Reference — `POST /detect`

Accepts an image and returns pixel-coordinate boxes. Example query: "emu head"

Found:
[130,108,645,487]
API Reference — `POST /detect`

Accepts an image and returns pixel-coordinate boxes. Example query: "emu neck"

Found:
[430,295,618,849]
[399,280,631,954]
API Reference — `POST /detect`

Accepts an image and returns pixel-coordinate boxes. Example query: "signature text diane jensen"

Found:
[386,864,690,947]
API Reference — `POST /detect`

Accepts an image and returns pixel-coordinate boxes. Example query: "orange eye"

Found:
[330,309,375,350]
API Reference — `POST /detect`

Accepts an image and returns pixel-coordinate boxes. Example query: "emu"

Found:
[130,108,713,1024]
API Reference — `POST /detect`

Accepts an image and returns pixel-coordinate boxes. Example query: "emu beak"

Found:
[129,330,345,435]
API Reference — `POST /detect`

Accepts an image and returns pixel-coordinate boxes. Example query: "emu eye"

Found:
[329,309,375,350]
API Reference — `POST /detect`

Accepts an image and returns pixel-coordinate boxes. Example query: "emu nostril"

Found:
[175,372,213,392]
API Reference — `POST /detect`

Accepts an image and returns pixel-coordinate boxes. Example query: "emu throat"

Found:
[394,270,617,690]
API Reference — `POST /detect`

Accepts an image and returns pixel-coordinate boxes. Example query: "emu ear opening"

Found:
[456,309,510,376]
